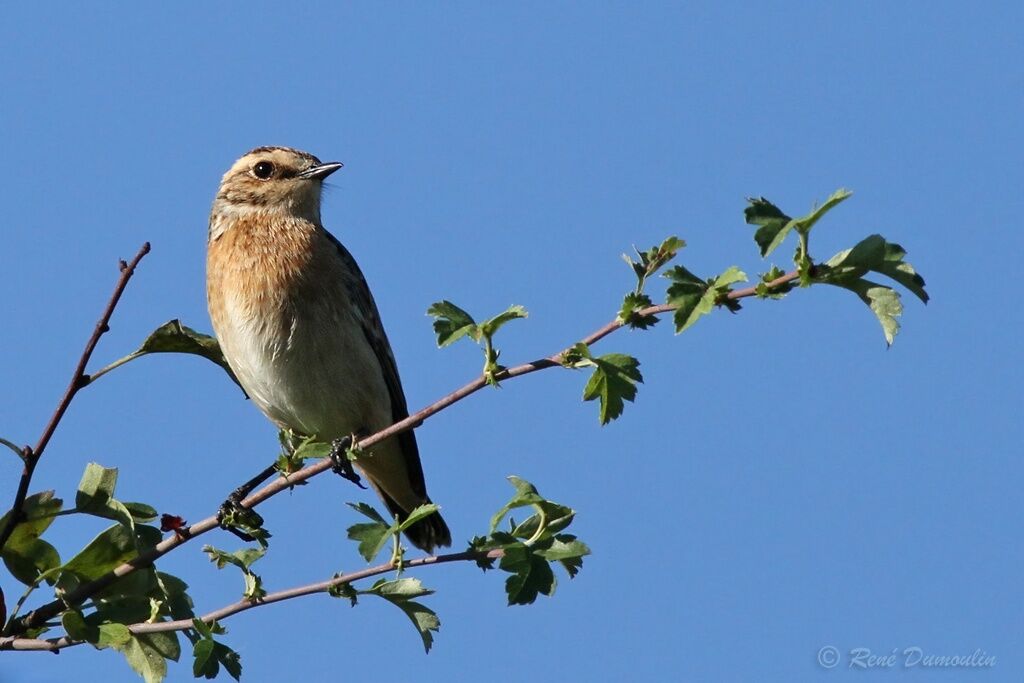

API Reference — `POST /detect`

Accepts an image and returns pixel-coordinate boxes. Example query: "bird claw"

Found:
[330,436,366,489]
[217,495,266,543]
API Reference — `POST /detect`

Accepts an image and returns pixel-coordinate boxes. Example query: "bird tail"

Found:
[379,490,452,554]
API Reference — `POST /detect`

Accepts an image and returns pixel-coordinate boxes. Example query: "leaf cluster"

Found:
[190,619,242,681]
[427,301,527,386]
[335,503,447,653]
[202,545,267,602]
[2,464,197,682]
[562,343,643,425]
[468,476,590,605]
[744,191,928,344]
[618,236,685,328]
[346,502,442,566]
[330,576,440,653]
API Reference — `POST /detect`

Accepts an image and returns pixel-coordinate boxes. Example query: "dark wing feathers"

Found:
[323,231,428,498]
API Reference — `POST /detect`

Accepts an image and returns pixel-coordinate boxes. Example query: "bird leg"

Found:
[217,463,276,542]
[330,435,367,489]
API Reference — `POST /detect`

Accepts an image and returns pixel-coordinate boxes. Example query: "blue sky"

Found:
[1,3,1021,681]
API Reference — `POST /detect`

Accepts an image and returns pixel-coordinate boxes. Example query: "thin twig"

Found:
[12,267,797,633]
[0,243,151,555]
[0,548,503,652]
[82,352,142,385]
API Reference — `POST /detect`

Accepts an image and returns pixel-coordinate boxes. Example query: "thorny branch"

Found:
[8,266,799,635]
[0,243,151,554]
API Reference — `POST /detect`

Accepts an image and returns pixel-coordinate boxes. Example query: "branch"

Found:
[0,243,151,554]
[12,267,797,632]
[0,548,503,652]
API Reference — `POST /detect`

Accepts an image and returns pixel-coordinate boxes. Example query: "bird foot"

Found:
[217,495,267,543]
[217,462,276,544]
[330,436,366,489]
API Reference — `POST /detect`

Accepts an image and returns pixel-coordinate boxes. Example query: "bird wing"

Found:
[322,229,428,499]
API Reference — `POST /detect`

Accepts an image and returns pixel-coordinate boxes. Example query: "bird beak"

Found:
[299,162,344,180]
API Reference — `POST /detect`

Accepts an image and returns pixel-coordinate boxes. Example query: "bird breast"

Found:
[207,214,390,439]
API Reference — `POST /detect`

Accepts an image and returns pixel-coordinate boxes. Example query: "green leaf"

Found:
[665,265,747,333]
[827,278,904,345]
[466,536,498,570]
[581,353,643,424]
[2,538,61,586]
[560,341,593,368]
[618,291,658,329]
[816,233,928,344]
[396,504,441,534]
[122,502,158,523]
[191,618,214,640]
[369,576,434,601]
[789,188,853,236]
[536,535,590,578]
[823,234,929,304]
[346,503,392,562]
[0,490,61,541]
[623,236,686,285]
[74,463,139,531]
[214,642,242,681]
[192,639,241,681]
[746,189,852,257]
[664,264,708,332]
[755,265,793,299]
[347,501,388,525]
[105,319,242,392]
[476,478,589,606]
[97,622,132,648]
[191,620,241,681]
[0,491,63,585]
[154,572,194,621]
[291,438,334,460]
[489,476,546,534]
[115,632,180,683]
[478,305,528,338]
[426,301,478,347]
[745,197,792,257]
[366,578,439,653]
[328,578,359,605]
[711,266,748,313]
[714,266,748,289]
[500,545,556,605]
[873,242,928,303]
[242,573,266,601]
[85,597,150,629]
[346,522,391,563]
[60,524,162,583]
[202,545,266,573]
[193,639,217,679]
[76,462,119,511]
[62,609,98,644]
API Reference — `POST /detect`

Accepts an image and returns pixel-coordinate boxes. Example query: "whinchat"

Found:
[206,146,451,552]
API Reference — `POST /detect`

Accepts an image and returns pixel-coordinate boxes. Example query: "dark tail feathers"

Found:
[381,493,452,553]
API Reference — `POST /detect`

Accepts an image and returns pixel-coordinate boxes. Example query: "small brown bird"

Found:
[206,146,450,552]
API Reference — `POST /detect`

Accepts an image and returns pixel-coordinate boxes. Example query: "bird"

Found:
[206,146,451,552]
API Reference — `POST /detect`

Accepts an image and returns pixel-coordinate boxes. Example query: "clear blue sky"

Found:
[2,3,1021,681]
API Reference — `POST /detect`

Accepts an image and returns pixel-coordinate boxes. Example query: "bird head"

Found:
[211,147,342,227]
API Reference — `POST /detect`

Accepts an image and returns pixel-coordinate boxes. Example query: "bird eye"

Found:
[252,161,275,179]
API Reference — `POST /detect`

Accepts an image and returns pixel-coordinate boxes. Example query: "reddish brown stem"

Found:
[0,243,151,556]
[0,548,503,652]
